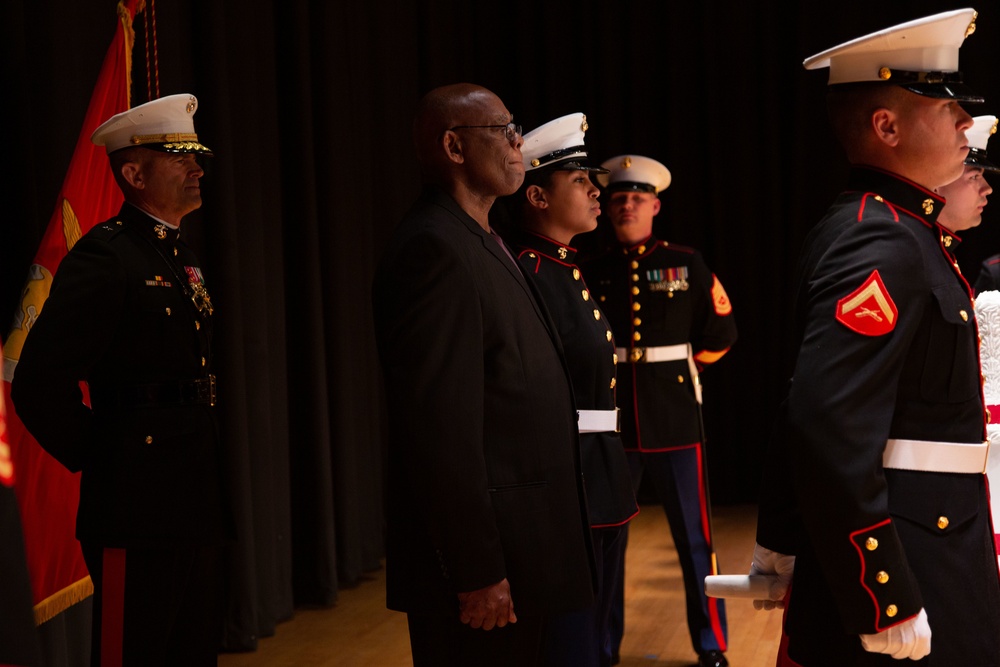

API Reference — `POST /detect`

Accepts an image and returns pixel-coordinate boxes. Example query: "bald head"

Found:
[409,83,525,222]
[413,83,499,174]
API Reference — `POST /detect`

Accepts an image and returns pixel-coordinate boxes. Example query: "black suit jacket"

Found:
[12,203,229,547]
[372,187,595,617]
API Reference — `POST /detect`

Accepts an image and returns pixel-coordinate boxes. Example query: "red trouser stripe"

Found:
[101,548,126,667]
[707,596,727,651]
[776,590,802,667]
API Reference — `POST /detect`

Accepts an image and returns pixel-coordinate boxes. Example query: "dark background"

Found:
[4,0,999,651]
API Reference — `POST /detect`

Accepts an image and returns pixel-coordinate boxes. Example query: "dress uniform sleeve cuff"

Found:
[847,519,923,633]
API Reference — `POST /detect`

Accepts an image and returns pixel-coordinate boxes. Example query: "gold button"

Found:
[145,436,153,444]
[201,357,206,367]
[165,307,172,316]
[677,375,685,383]
[174,248,178,256]
[613,353,619,364]
[937,516,949,530]
[631,274,640,282]
[878,67,892,80]
[599,295,606,302]
[886,605,898,618]
[633,332,641,341]
[631,260,639,269]
[638,245,646,254]
[195,321,201,330]
[606,331,613,341]
[866,537,878,551]
[633,318,641,326]
[610,378,616,389]
[960,310,969,321]
[632,302,641,311]
[116,220,123,225]
[876,571,889,584]
[874,195,884,202]
[668,292,675,299]
[582,290,590,301]
[573,269,581,280]
[593,309,601,321]
[631,286,640,295]
[528,253,535,258]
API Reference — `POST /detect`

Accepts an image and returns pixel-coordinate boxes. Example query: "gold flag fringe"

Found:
[34,576,94,626]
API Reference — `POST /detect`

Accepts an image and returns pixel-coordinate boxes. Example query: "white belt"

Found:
[615,344,688,364]
[615,343,703,405]
[578,408,620,433]
[883,438,989,474]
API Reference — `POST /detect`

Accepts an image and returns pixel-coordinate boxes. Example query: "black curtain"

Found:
[4,0,1000,653]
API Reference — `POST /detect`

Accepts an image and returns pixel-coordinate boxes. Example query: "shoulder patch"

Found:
[711,275,732,315]
[835,270,897,336]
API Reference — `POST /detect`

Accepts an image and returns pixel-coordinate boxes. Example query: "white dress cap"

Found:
[521,113,605,172]
[966,115,999,172]
[91,93,213,155]
[595,155,672,194]
[803,8,981,101]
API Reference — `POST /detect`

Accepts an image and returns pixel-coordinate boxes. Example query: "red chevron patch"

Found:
[835,270,897,336]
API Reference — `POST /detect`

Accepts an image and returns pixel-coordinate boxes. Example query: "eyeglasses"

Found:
[448,122,522,144]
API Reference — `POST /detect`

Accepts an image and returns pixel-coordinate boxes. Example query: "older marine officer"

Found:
[12,93,229,667]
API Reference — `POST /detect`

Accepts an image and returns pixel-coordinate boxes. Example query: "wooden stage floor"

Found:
[218,503,782,667]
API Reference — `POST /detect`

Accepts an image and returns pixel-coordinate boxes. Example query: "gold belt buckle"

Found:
[630,347,646,363]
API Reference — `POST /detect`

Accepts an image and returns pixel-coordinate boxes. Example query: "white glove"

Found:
[860,608,931,660]
[749,542,795,610]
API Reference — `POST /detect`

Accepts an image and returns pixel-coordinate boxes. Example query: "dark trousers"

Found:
[407,609,546,667]
[82,541,223,667]
[543,524,627,667]
[611,447,728,658]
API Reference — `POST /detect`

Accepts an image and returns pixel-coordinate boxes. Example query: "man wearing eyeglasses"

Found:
[372,83,596,667]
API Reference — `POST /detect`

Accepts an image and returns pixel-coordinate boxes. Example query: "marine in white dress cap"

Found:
[521,112,608,174]
[803,7,983,102]
[595,154,672,195]
[965,115,999,172]
[91,93,213,155]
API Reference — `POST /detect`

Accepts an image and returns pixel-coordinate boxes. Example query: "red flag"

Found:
[0,342,42,666]
[2,0,141,624]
